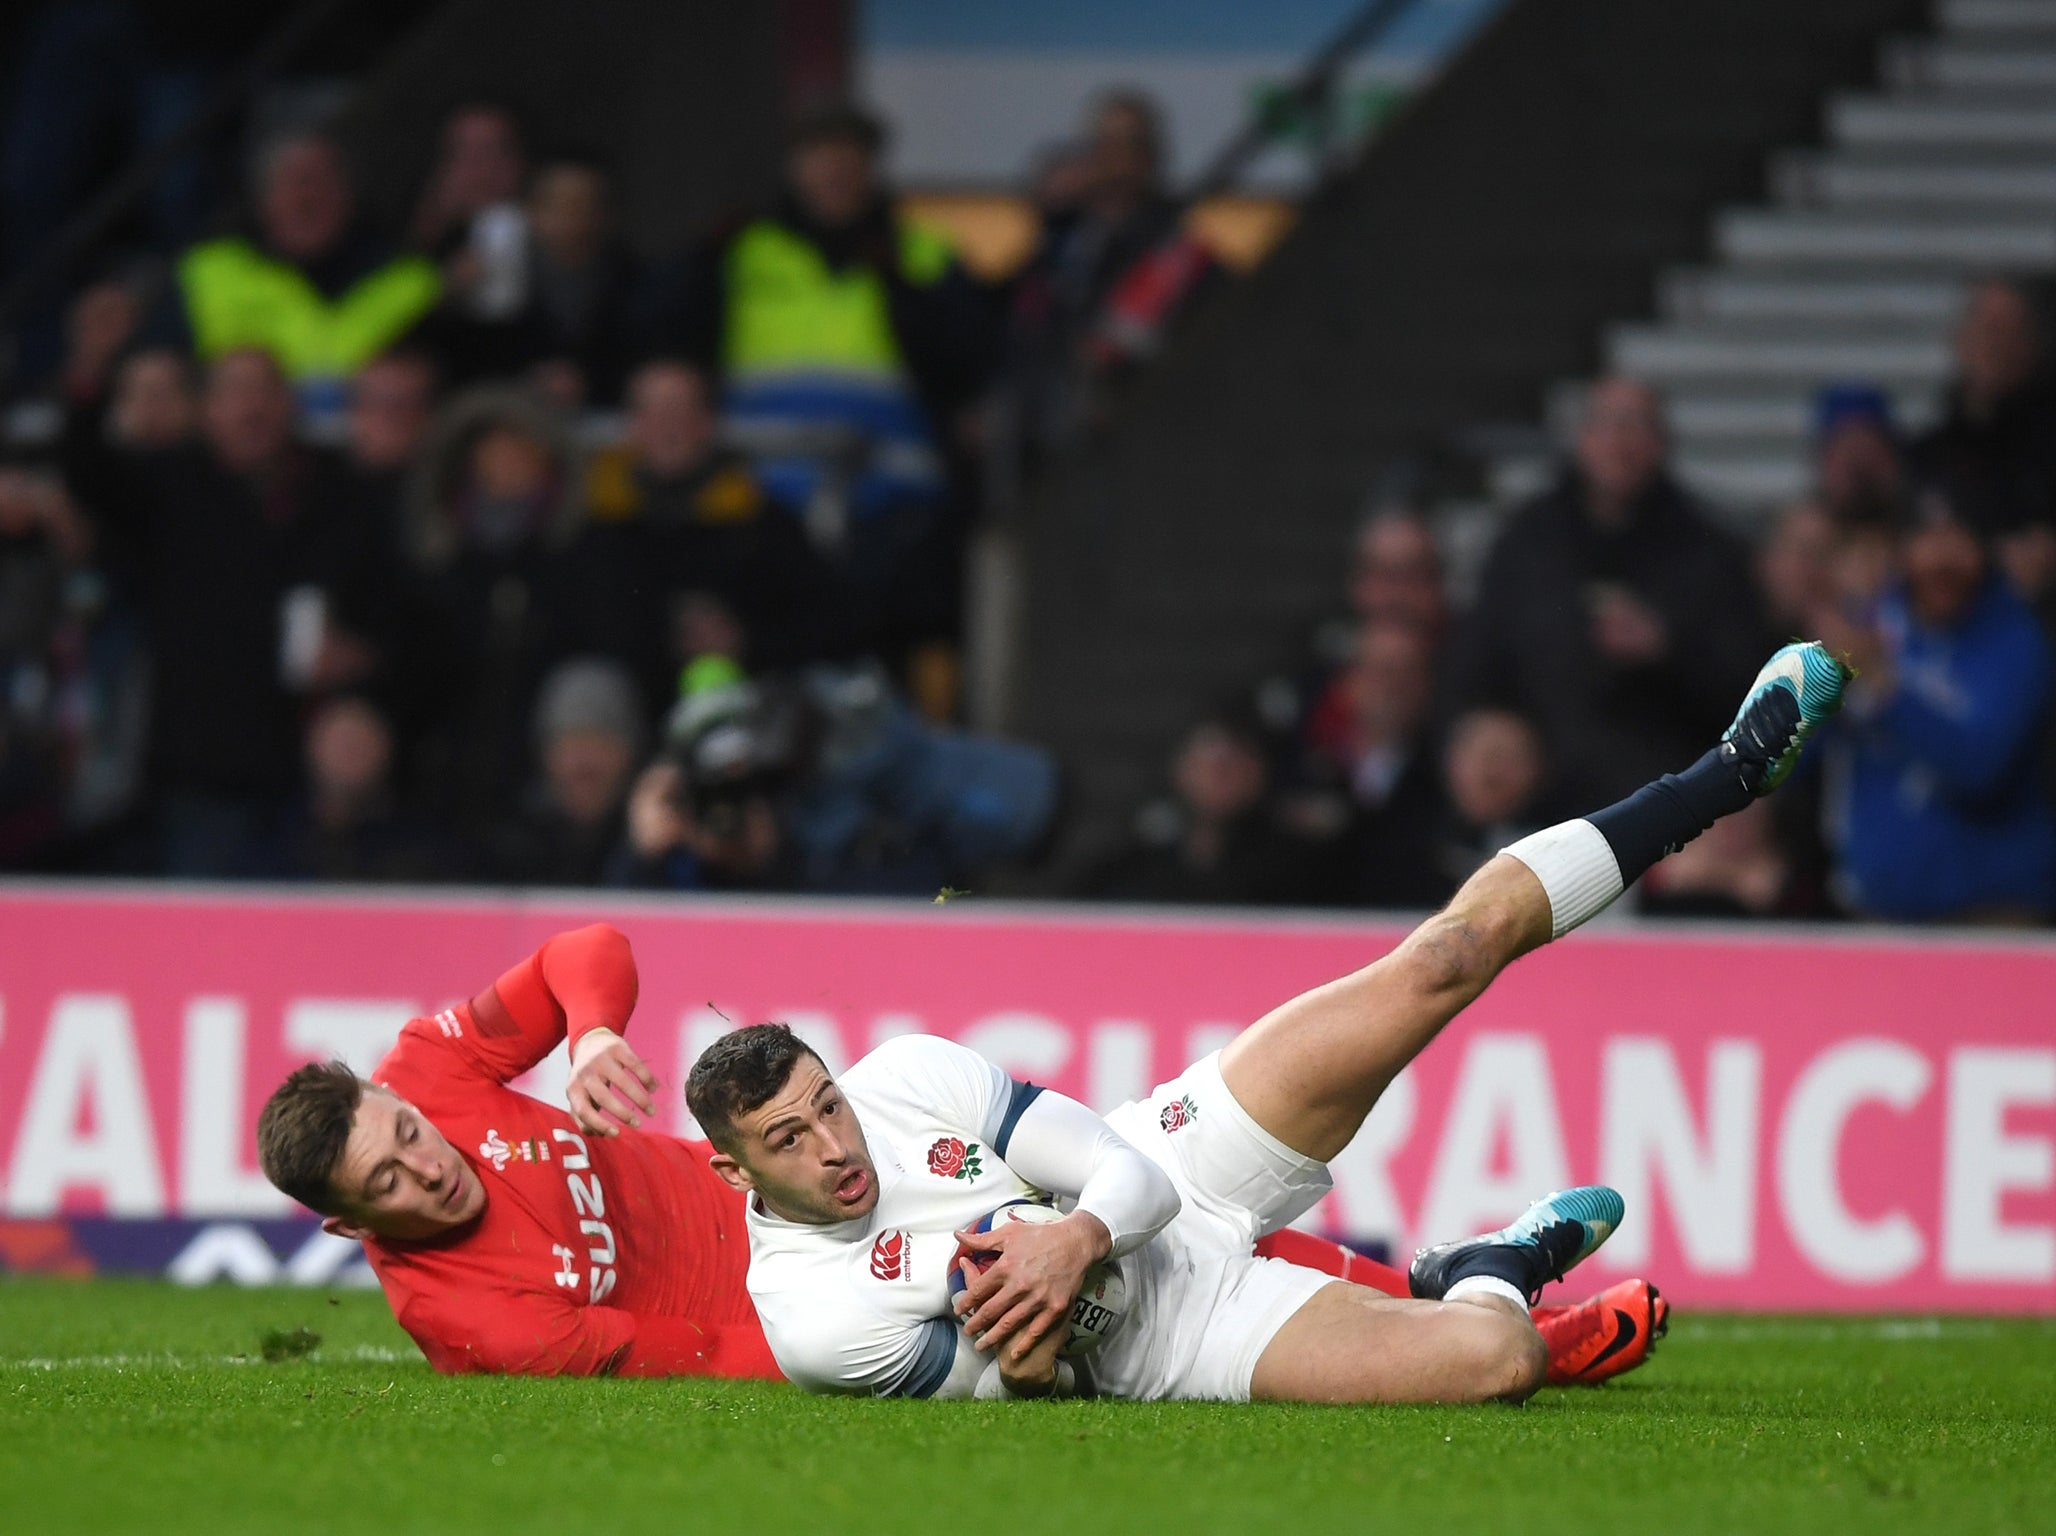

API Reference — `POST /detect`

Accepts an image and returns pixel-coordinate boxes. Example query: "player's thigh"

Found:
[1249,1281,1547,1405]
[1219,859,1551,1162]
[1214,952,1439,1162]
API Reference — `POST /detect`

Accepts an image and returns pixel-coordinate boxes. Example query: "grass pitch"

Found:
[2,1279,2051,1535]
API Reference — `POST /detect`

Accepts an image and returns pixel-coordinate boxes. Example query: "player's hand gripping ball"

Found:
[947,1199,1127,1356]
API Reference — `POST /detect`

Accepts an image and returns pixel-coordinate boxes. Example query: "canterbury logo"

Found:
[869,1229,910,1281]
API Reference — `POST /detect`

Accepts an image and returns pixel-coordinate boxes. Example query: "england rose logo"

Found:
[1159,1095,1200,1134]
[927,1136,983,1180]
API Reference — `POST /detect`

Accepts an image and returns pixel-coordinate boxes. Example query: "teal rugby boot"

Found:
[1410,1186,1626,1305]
[1721,640,1852,796]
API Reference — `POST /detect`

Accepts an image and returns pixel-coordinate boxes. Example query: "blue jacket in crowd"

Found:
[1828,576,2056,921]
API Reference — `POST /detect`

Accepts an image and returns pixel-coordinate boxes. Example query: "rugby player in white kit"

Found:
[690,644,1848,1403]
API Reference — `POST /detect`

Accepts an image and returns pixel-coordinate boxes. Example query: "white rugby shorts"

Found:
[1093,1051,1336,1401]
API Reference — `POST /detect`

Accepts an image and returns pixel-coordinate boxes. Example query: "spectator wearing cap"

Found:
[1815,484,2055,924]
[1813,383,1904,530]
[176,132,441,427]
[675,104,998,562]
[488,658,646,886]
[1445,376,1765,809]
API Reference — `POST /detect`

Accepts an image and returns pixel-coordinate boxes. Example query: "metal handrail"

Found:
[1185,0,1422,202]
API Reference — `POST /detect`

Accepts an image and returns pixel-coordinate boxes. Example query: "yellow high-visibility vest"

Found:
[721,218,956,382]
[178,237,441,378]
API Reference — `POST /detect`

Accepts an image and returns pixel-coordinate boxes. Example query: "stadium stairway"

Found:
[1506,0,2056,514]
[1004,0,1927,872]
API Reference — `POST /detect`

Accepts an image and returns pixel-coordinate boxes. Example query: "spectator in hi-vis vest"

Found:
[177,131,441,430]
[677,105,998,542]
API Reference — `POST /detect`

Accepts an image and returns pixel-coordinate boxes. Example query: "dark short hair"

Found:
[257,1061,366,1215]
[687,1023,820,1153]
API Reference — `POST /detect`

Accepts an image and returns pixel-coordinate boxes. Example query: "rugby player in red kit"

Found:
[255,923,1661,1382]
[256,923,773,1376]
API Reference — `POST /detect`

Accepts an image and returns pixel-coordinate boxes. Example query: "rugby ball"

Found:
[947,1199,1127,1357]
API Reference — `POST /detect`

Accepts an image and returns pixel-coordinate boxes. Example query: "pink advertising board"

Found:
[0,884,2050,1313]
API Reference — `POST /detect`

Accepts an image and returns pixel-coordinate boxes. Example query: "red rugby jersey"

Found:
[360,923,776,1377]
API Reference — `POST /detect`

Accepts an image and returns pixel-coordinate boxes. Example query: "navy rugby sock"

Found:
[1433,1244,1539,1302]
[1584,747,1753,888]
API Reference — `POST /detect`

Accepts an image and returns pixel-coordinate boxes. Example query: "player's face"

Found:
[325,1090,487,1241]
[720,1056,879,1225]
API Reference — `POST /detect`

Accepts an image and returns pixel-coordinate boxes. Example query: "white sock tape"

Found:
[1501,819,1625,939]
[1445,1275,1530,1312]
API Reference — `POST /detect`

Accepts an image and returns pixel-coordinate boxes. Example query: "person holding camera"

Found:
[608,665,799,892]
[608,658,1058,896]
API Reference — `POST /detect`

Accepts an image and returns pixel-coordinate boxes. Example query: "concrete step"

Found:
[1886,40,2056,89]
[1715,209,2056,269]
[1486,456,1554,507]
[1539,383,1947,460]
[1672,453,1810,508]
[1608,323,1952,386]
[1485,448,1802,514]
[1831,97,2056,151]
[1664,387,1945,442]
[1774,153,2056,213]
[1661,268,1966,324]
[1616,311,1947,344]
[1544,379,1945,444]
[1940,0,2056,36]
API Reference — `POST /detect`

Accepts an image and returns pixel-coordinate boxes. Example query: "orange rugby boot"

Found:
[1533,1278,1669,1385]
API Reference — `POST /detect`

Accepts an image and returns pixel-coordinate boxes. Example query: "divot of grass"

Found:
[257,1326,322,1363]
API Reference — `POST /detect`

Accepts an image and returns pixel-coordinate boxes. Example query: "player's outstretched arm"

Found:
[451,923,645,1090]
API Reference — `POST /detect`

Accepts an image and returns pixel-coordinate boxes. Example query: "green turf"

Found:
[2,1279,2051,1535]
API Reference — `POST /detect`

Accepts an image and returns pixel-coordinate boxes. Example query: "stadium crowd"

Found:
[1089,285,2056,926]
[3,57,2053,925]
[0,90,1206,894]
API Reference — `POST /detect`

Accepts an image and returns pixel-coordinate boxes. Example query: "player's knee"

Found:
[1502,1322,1549,1402]
[1400,911,1504,1000]
[1453,1312,1547,1404]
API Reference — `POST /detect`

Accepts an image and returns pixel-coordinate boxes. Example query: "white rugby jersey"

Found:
[743,1034,1179,1398]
